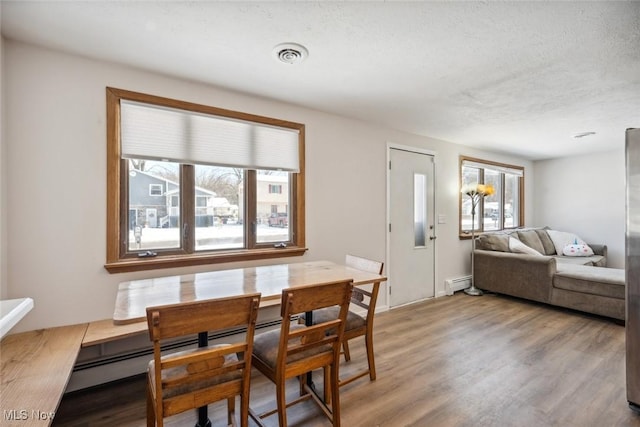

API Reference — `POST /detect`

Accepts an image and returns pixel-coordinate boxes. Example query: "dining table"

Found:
[113,259,387,427]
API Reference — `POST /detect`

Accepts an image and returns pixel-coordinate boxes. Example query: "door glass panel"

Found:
[194,165,243,251]
[127,159,180,251]
[257,171,291,243]
[414,173,426,247]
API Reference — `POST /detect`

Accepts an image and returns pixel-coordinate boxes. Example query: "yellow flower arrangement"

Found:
[462,183,495,197]
[461,182,495,217]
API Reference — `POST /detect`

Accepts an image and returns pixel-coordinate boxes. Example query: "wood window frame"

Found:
[458,155,525,239]
[105,87,307,273]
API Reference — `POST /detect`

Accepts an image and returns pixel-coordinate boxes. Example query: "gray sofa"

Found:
[473,228,625,321]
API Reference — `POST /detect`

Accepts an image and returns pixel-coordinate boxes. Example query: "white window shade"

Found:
[120,101,300,172]
[462,159,524,177]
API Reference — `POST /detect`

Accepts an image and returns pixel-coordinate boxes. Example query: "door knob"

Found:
[429,236,437,240]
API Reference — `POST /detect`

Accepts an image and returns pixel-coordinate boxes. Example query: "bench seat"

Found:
[82,319,147,347]
[1,324,88,425]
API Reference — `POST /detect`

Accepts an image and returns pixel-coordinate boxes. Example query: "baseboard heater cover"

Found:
[67,318,284,392]
[445,276,471,296]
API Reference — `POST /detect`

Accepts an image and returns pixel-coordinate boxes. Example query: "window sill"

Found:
[104,247,308,274]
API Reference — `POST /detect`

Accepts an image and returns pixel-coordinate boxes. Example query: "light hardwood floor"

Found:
[53,292,640,427]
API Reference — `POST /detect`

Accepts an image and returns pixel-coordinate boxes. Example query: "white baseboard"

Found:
[444,276,472,295]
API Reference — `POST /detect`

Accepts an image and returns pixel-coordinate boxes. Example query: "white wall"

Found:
[533,148,625,268]
[1,34,6,299]
[3,40,534,331]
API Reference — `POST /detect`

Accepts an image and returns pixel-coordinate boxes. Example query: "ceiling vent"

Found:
[273,43,308,65]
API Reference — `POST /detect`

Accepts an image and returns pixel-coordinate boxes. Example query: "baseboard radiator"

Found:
[67,318,284,393]
[444,276,471,296]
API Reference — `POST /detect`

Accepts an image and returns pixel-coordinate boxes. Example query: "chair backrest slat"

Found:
[345,254,384,275]
[147,293,261,341]
[280,281,352,316]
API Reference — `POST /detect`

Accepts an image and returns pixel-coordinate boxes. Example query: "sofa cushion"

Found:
[553,264,625,300]
[554,255,604,266]
[509,237,542,255]
[535,229,557,255]
[476,233,510,252]
[516,230,545,254]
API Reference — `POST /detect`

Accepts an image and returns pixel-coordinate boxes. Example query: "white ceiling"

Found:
[2,1,639,160]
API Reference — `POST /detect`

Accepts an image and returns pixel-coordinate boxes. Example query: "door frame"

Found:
[386,143,438,308]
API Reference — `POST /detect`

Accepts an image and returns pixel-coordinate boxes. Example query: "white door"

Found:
[388,147,435,307]
[146,208,157,228]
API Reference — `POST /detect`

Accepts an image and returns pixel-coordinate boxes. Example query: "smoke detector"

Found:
[272,43,308,65]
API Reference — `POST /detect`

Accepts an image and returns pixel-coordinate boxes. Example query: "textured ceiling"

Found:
[2,1,639,160]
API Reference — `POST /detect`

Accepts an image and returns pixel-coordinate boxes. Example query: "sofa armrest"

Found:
[589,244,607,258]
[473,250,556,303]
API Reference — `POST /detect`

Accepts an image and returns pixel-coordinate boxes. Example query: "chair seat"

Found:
[148,345,241,399]
[301,307,366,332]
[253,324,332,370]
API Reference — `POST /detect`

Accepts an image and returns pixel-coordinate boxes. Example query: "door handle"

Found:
[429,236,437,240]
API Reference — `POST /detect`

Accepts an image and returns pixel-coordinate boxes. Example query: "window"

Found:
[149,184,163,196]
[459,156,524,237]
[269,184,283,194]
[106,88,307,273]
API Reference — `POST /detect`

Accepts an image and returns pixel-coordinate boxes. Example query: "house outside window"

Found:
[106,87,306,273]
[459,156,524,237]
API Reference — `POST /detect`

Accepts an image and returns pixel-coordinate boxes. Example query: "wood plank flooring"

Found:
[52,293,640,427]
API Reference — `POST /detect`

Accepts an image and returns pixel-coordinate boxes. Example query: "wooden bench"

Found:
[0,324,88,425]
[82,318,147,347]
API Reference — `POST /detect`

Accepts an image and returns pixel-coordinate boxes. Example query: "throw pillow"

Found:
[509,237,543,256]
[476,233,510,252]
[547,230,594,257]
[535,229,557,255]
[563,242,595,257]
[516,230,545,254]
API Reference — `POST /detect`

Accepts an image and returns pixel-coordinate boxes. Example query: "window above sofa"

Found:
[459,156,524,238]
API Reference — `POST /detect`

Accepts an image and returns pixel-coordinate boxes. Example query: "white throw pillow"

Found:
[547,230,594,257]
[563,243,595,257]
[509,237,542,256]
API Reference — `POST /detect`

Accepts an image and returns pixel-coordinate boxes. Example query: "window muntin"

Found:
[459,156,524,237]
[106,87,306,273]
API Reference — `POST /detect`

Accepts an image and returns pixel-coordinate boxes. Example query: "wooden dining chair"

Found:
[250,280,353,427]
[145,293,261,427]
[300,254,384,387]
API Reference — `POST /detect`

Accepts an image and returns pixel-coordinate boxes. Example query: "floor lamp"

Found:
[462,183,494,296]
